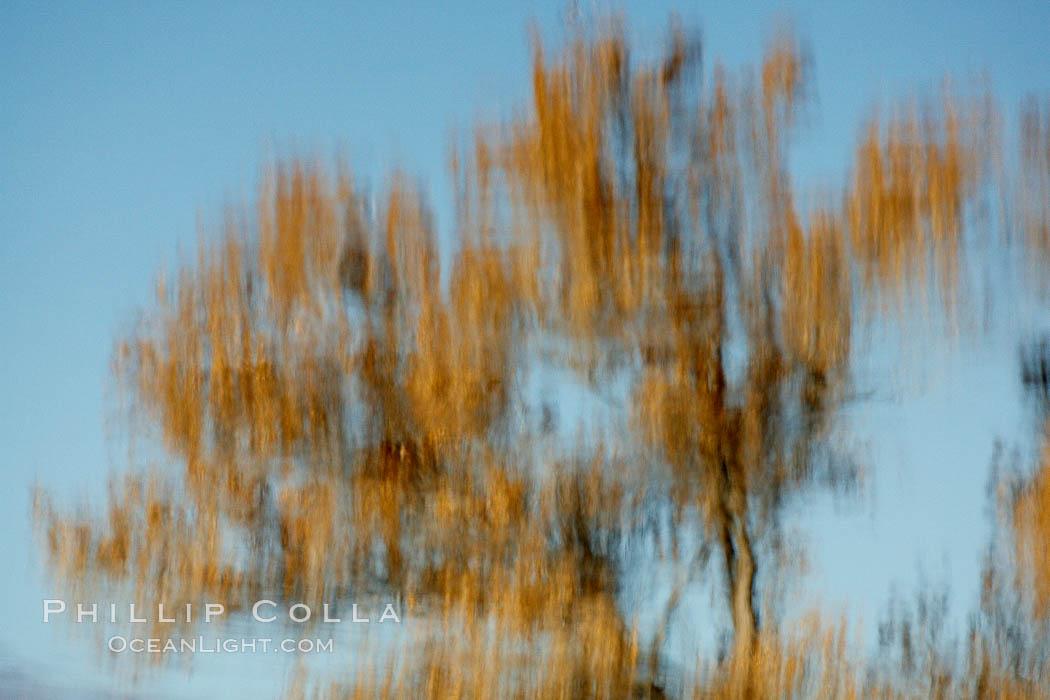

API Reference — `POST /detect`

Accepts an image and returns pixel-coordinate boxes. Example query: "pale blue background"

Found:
[3,1,1050,696]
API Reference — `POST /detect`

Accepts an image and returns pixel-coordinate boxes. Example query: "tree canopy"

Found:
[34,17,1050,699]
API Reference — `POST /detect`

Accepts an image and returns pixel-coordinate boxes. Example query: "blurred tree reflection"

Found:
[33,14,1050,699]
